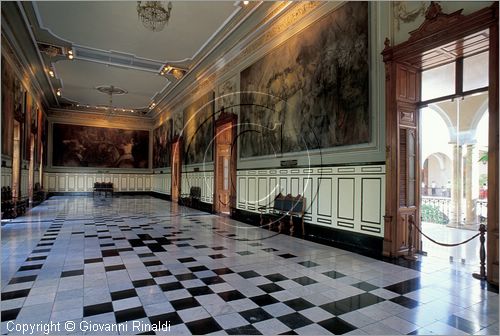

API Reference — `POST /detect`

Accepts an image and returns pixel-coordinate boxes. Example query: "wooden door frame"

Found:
[171,136,182,203]
[382,2,498,285]
[213,111,237,214]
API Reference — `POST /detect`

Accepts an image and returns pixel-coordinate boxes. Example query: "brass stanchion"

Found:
[472,224,487,280]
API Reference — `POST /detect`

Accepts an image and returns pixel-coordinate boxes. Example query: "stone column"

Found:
[450,144,463,225]
[465,144,475,225]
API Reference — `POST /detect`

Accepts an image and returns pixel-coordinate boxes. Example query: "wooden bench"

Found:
[93,182,114,197]
[32,182,47,205]
[1,186,28,219]
[258,193,306,236]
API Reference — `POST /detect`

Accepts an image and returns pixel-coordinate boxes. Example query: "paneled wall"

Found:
[236,165,385,237]
[181,171,214,204]
[2,167,12,188]
[43,172,152,193]
[152,171,171,195]
[21,169,29,197]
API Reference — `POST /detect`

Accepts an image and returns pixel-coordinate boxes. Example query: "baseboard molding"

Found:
[231,208,383,258]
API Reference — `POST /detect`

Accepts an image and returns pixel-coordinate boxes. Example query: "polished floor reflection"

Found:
[1,196,498,335]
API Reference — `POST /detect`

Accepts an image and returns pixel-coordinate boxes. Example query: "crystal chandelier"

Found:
[137,1,172,32]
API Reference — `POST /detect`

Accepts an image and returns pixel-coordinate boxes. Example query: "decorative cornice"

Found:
[47,108,154,129]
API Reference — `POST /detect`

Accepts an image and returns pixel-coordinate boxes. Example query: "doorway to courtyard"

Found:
[420,51,489,266]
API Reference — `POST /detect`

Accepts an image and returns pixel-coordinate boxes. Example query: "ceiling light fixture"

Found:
[68,49,74,60]
[48,69,55,77]
[137,1,173,32]
[159,64,187,79]
[243,1,250,5]
[56,89,61,97]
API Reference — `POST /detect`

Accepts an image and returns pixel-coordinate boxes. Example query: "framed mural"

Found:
[183,91,215,165]
[153,119,172,168]
[240,1,369,158]
[216,75,239,117]
[52,123,149,168]
[1,56,14,156]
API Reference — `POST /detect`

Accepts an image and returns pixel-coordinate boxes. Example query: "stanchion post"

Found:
[472,224,487,280]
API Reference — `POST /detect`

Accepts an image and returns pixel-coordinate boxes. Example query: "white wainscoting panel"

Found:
[236,165,385,237]
[152,171,171,195]
[181,171,214,203]
[44,172,153,193]
[21,169,29,197]
[1,167,12,188]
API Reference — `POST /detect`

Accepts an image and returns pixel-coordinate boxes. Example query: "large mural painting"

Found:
[153,119,172,168]
[52,124,149,168]
[183,91,215,164]
[240,1,369,158]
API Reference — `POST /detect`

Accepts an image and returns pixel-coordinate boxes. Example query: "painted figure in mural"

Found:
[117,138,135,168]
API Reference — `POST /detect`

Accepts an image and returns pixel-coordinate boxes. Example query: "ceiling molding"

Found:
[47,108,154,129]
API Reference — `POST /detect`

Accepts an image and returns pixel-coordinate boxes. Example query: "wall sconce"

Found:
[48,69,55,77]
[68,49,74,60]
[56,89,61,97]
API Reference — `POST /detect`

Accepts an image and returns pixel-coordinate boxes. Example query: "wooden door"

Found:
[214,113,237,214]
[171,137,182,203]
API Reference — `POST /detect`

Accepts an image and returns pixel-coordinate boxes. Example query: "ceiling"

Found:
[29,1,241,115]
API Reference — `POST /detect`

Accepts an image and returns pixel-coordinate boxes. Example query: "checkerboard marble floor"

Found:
[1,196,498,335]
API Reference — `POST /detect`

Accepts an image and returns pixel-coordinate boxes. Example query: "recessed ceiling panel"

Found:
[55,59,167,109]
[35,1,237,62]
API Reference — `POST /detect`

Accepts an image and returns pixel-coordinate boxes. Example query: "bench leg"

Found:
[301,218,305,236]
[289,216,294,236]
[278,220,283,234]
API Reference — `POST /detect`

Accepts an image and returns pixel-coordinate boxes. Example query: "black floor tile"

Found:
[226,325,262,335]
[143,260,162,267]
[278,253,297,259]
[391,295,420,309]
[320,293,385,315]
[212,267,234,275]
[138,253,155,258]
[384,277,422,295]
[150,270,171,277]
[193,245,208,249]
[25,256,47,261]
[298,261,319,268]
[114,306,146,323]
[236,251,254,256]
[84,258,103,264]
[170,297,201,310]
[212,246,227,251]
[111,289,138,301]
[351,281,378,291]
[178,257,196,263]
[189,265,209,272]
[278,312,313,329]
[8,275,37,284]
[258,283,284,293]
[239,270,260,279]
[446,314,482,334]
[292,276,318,286]
[217,290,245,302]
[83,302,114,317]
[319,317,357,334]
[185,317,222,334]
[283,298,315,311]
[201,276,225,285]
[187,286,214,296]
[250,294,279,306]
[132,278,156,288]
[1,289,31,301]
[61,269,84,277]
[105,265,126,272]
[149,312,183,326]
[262,248,278,252]
[265,273,288,282]
[159,282,183,292]
[240,308,273,324]
[209,254,226,259]
[322,270,346,279]
[175,273,197,281]
[18,264,43,271]
[101,249,119,257]
[1,308,20,321]
[279,330,298,335]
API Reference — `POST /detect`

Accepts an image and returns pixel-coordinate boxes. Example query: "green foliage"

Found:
[421,204,449,224]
